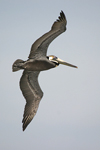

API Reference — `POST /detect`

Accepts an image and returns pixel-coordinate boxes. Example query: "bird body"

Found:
[13,57,56,71]
[12,11,77,131]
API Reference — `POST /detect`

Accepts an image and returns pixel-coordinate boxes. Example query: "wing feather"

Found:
[20,70,43,131]
[28,11,67,58]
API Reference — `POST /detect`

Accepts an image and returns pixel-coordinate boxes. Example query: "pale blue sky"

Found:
[0,0,100,150]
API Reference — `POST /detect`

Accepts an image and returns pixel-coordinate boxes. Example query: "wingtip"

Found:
[60,10,63,13]
[58,10,67,24]
[22,124,26,131]
[23,128,25,131]
[60,10,65,16]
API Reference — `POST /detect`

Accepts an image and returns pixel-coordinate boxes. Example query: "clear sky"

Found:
[0,0,100,150]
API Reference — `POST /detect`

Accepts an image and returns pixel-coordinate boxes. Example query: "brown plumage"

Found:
[12,11,77,131]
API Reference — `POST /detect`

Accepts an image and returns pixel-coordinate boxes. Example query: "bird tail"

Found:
[12,59,25,72]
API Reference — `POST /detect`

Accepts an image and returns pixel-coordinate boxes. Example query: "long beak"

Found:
[56,58,78,68]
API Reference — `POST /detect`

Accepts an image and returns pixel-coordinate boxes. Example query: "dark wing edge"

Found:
[20,70,43,131]
[28,11,67,58]
[51,10,67,31]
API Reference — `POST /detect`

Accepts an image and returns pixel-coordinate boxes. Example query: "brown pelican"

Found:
[12,11,77,131]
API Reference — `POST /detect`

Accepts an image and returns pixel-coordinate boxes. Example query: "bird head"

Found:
[47,55,78,68]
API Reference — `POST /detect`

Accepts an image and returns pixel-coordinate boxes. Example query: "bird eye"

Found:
[53,56,57,60]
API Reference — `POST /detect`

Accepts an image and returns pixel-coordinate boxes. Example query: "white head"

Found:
[47,55,78,68]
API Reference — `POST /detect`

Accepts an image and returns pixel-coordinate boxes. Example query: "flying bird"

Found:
[12,11,77,131]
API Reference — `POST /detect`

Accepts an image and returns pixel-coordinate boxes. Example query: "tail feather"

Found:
[12,59,24,72]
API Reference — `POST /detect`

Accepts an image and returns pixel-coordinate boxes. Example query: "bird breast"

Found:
[23,59,56,71]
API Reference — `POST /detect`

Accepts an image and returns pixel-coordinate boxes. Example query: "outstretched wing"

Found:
[20,70,43,131]
[28,11,67,59]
